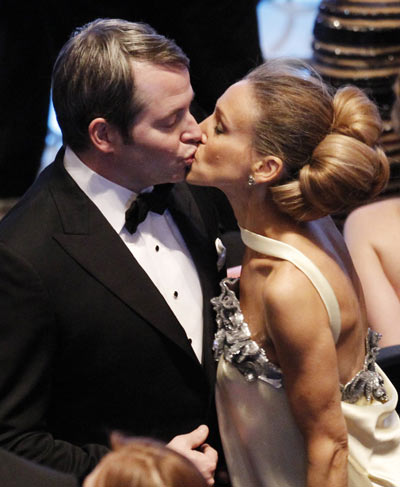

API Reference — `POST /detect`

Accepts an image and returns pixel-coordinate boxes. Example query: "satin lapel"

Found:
[168,184,220,387]
[48,156,198,363]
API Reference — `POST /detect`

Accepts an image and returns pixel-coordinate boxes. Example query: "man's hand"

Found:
[167,425,218,486]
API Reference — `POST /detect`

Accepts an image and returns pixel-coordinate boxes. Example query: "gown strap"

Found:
[240,227,342,343]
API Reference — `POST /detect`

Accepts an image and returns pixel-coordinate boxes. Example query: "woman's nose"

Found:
[181,113,202,143]
[199,116,211,143]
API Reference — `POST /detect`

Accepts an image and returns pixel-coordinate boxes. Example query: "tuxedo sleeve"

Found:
[0,243,109,481]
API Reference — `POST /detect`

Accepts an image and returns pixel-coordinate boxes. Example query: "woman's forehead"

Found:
[217,80,258,129]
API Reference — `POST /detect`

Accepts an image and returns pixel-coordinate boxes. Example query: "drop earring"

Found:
[248,175,255,186]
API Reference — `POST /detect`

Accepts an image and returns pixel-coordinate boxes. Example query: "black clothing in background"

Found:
[0,448,78,487]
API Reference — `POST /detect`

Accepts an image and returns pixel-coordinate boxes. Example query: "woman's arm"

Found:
[264,268,348,487]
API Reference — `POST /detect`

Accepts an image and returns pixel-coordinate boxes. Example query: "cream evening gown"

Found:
[213,228,400,487]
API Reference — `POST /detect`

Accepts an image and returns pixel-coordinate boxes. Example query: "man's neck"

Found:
[75,148,144,193]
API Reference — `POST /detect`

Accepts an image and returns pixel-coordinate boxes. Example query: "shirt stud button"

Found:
[174,291,178,298]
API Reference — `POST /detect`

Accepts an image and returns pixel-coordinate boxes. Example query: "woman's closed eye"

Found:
[214,122,224,135]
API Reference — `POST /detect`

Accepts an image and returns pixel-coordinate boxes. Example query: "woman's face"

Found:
[187,80,259,190]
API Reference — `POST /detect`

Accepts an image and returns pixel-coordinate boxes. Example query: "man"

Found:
[0,19,224,485]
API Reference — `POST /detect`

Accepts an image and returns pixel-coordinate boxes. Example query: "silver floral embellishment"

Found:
[212,278,282,388]
[341,329,388,404]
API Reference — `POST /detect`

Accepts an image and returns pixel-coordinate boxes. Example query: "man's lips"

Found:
[184,151,196,165]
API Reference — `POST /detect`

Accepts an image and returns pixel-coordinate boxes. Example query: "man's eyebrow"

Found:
[162,107,182,119]
[162,91,196,120]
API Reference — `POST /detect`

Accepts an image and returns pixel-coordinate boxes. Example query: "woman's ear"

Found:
[88,118,120,153]
[252,156,284,184]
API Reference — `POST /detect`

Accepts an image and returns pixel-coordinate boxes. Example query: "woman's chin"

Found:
[185,167,211,186]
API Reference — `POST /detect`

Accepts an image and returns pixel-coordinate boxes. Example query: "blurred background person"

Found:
[83,436,208,487]
[344,197,400,411]
[344,197,400,349]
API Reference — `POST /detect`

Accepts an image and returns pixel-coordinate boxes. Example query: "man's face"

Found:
[113,62,202,192]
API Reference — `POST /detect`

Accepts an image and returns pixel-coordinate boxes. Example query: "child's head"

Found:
[83,437,207,487]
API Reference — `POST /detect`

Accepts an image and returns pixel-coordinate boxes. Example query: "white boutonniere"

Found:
[215,237,227,271]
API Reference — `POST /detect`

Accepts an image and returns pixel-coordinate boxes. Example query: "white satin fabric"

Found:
[217,359,400,487]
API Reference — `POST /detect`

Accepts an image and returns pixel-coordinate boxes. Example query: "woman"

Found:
[187,59,400,487]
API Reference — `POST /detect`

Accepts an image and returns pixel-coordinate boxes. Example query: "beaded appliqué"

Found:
[212,278,389,403]
[212,278,283,388]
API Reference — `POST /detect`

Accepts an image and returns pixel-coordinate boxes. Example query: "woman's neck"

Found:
[226,184,301,241]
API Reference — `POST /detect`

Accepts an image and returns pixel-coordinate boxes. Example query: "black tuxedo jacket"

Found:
[0,448,78,487]
[0,149,223,481]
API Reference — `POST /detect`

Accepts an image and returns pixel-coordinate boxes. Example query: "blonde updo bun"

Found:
[295,132,388,220]
[331,86,382,146]
[247,60,390,221]
[293,87,389,220]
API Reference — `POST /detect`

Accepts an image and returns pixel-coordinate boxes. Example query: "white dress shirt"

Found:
[63,147,204,362]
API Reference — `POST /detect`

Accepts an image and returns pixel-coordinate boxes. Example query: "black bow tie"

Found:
[125,184,173,234]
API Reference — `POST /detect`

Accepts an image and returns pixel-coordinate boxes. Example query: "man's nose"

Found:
[181,113,202,143]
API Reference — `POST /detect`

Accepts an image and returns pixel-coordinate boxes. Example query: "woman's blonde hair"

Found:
[246,59,389,221]
[84,438,207,487]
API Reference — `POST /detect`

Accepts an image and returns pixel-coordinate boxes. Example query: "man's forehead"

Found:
[131,60,193,114]
[131,60,189,88]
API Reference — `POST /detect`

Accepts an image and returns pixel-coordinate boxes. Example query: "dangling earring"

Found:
[248,175,255,186]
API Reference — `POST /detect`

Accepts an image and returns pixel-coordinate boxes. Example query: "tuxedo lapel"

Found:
[48,155,199,363]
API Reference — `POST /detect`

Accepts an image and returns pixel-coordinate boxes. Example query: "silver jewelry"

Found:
[248,175,255,186]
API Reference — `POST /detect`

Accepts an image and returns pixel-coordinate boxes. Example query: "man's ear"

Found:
[88,118,120,153]
[252,156,284,184]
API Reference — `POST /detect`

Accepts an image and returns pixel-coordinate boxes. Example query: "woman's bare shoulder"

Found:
[261,261,331,334]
